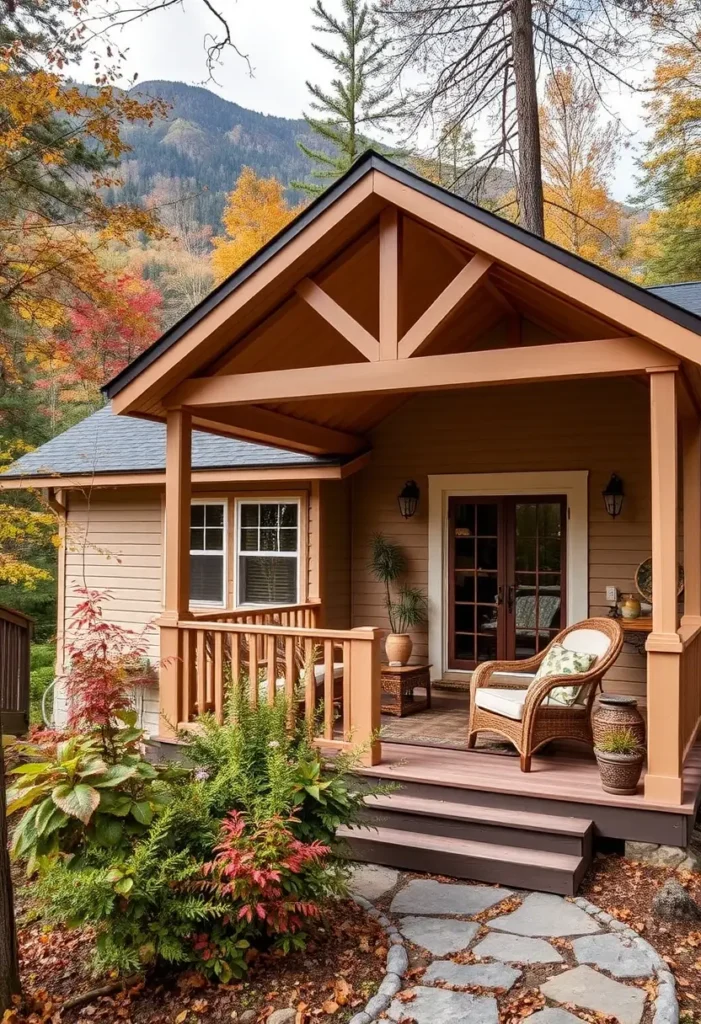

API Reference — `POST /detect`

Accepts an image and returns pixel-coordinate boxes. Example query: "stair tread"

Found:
[339,824,585,871]
[364,793,593,837]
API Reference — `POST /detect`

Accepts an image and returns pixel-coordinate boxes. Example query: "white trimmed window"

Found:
[190,502,226,606]
[236,500,300,606]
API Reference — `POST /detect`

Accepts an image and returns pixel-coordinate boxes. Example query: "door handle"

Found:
[496,586,504,606]
[507,584,515,612]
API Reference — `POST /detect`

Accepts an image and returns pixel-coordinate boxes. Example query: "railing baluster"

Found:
[266,634,277,704]
[248,630,259,707]
[323,639,334,740]
[284,635,296,728]
[231,631,241,693]
[304,636,315,726]
[196,630,206,716]
[342,639,351,741]
[214,631,224,723]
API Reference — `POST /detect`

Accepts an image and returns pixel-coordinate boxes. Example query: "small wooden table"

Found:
[381,663,432,717]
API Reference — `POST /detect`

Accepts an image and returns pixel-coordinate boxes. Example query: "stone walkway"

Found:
[348,866,677,1024]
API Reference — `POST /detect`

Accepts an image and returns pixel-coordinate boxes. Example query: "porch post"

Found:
[645,369,683,804]
[158,408,192,738]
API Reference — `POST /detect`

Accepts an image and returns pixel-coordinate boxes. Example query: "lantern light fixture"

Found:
[603,473,624,519]
[398,479,420,519]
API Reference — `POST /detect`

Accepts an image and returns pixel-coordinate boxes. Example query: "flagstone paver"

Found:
[386,986,499,1024]
[572,932,658,978]
[489,892,601,937]
[349,865,675,1024]
[423,960,521,989]
[472,932,564,964]
[540,965,647,1024]
[398,915,481,956]
[390,879,512,916]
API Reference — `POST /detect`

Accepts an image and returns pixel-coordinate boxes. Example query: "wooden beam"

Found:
[192,404,365,455]
[379,208,401,360]
[398,253,494,358]
[167,336,674,409]
[682,415,701,623]
[296,278,380,362]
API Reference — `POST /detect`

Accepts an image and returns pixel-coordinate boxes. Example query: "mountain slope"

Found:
[108,80,321,231]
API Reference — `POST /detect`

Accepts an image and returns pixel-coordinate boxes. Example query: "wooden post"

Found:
[379,207,400,361]
[349,627,383,766]
[645,369,684,804]
[682,415,701,626]
[158,409,192,738]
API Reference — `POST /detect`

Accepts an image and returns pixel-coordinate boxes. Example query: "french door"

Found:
[448,496,567,670]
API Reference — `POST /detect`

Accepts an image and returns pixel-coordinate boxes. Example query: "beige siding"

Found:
[349,377,652,701]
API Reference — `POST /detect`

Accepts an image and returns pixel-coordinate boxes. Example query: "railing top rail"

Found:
[190,600,322,622]
[0,604,33,629]
[177,619,382,642]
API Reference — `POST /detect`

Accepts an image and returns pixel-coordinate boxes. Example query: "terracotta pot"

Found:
[385,633,412,667]
[592,695,646,748]
[594,748,644,795]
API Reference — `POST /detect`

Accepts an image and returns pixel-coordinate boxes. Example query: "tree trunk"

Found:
[511,0,545,237]
[0,720,21,1016]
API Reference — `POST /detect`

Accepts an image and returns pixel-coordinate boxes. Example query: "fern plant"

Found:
[368,533,427,634]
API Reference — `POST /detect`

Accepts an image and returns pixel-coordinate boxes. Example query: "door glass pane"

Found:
[477,538,497,570]
[515,538,536,571]
[455,634,474,662]
[477,503,498,535]
[455,538,475,569]
[450,500,500,667]
[477,605,498,632]
[477,635,497,662]
[455,605,474,632]
[476,573,498,603]
[455,503,475,533]
[513,500,564,656]
[539,539,561,572]
[455,572,474,602]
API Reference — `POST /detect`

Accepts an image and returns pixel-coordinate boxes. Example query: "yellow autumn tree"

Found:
[539,69,630,274]
[632,27,701,283]
[211,168,305,281]
[0,442,56,589]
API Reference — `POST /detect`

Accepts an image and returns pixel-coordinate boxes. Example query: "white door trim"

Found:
[428,471,589,679]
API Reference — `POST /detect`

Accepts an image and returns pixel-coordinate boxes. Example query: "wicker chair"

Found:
[467,618,624,772]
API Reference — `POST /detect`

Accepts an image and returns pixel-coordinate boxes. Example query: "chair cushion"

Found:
[531,643,596,706]
[474,687,529,721]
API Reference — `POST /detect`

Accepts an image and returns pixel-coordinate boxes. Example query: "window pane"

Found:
[190,528,204,551]
[260,504,279,527]
[206,505,224,528]
[240,556,297,604]
[190,554,224,603]
[240,504,259,528]
[205,528,223,552]
[260,528,278,551]
[190,505,204,527]
[240,528,258,552]
[279,528,298,552]
[280,504,298,527]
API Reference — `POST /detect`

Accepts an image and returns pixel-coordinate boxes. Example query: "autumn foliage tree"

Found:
[211,168,304,282]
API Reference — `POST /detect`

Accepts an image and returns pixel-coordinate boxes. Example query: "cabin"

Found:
[6,151,701,895]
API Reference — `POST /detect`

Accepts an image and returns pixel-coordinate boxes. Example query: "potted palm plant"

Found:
[594,727,645,795]
[369,533,428,666]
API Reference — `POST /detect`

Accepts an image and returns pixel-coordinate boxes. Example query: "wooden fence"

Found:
[0,605,32,735]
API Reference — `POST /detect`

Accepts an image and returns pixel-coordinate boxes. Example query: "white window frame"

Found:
[189,499,228,608]
[428,471,589,679]
[235,497,301,608]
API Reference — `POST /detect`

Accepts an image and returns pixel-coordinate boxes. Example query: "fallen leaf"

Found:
[321,1000,339,1014]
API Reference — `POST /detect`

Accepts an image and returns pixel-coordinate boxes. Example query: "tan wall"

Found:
[59,482,316,734]
[320,478,352,629]
[347,377,653,701]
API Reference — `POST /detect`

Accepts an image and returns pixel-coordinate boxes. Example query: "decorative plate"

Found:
[635,556,684,602]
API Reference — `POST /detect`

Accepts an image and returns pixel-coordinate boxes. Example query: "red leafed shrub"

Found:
[62,587,154,732]
[202,810,332,941]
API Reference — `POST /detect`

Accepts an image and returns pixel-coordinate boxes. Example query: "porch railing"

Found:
[0,604,32,735]
[190,600,321,629]
[680,621,701,760]
[160,611,382,764]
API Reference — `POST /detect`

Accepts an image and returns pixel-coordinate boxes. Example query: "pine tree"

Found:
[293,0,403,195]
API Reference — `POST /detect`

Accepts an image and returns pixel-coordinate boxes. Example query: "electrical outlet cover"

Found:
[605,586,618,604]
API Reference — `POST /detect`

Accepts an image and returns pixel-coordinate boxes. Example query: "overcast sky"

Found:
[79,0,650,203]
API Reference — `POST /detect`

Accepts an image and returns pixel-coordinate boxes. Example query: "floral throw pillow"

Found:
[530,643,596,707]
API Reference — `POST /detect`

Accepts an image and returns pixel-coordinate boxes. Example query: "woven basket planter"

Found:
[592,696,646,748]
[594,748,645,795]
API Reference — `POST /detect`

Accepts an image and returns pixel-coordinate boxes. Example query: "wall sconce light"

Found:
[398,479,420,519]
[603,473,624,519]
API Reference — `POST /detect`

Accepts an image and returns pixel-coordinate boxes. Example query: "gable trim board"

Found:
[103,152,701,421]
[427,471,589,679]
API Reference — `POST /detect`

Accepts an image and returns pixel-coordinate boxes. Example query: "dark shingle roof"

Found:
[648,282,701,318]
[3,404,331,479]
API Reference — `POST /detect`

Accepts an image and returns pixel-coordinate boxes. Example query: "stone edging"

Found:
[348,894,408,1024]
[347,890,679,1024]
[571,897,679,1024]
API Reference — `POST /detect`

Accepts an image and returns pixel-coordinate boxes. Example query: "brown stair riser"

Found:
[342,833,581,897]
[359,807,590,857]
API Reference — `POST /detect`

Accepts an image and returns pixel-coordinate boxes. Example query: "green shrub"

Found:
[29,642,56,725]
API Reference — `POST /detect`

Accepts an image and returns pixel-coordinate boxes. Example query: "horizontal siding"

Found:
[349,377,655,703]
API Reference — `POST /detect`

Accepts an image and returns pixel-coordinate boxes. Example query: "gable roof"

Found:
[2,403,333,482]
[103,151,701,401]
[649,282,701,318]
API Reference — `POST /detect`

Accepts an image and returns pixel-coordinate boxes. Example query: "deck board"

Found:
[358,741,701,815]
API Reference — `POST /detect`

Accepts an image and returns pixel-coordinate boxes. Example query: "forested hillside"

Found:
[107,80,324,231]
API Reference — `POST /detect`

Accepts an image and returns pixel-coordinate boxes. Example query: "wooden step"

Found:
[362,793,593,858]
[338,824,588,896]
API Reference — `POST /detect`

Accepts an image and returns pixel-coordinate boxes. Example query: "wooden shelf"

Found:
[619,617,652,633]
